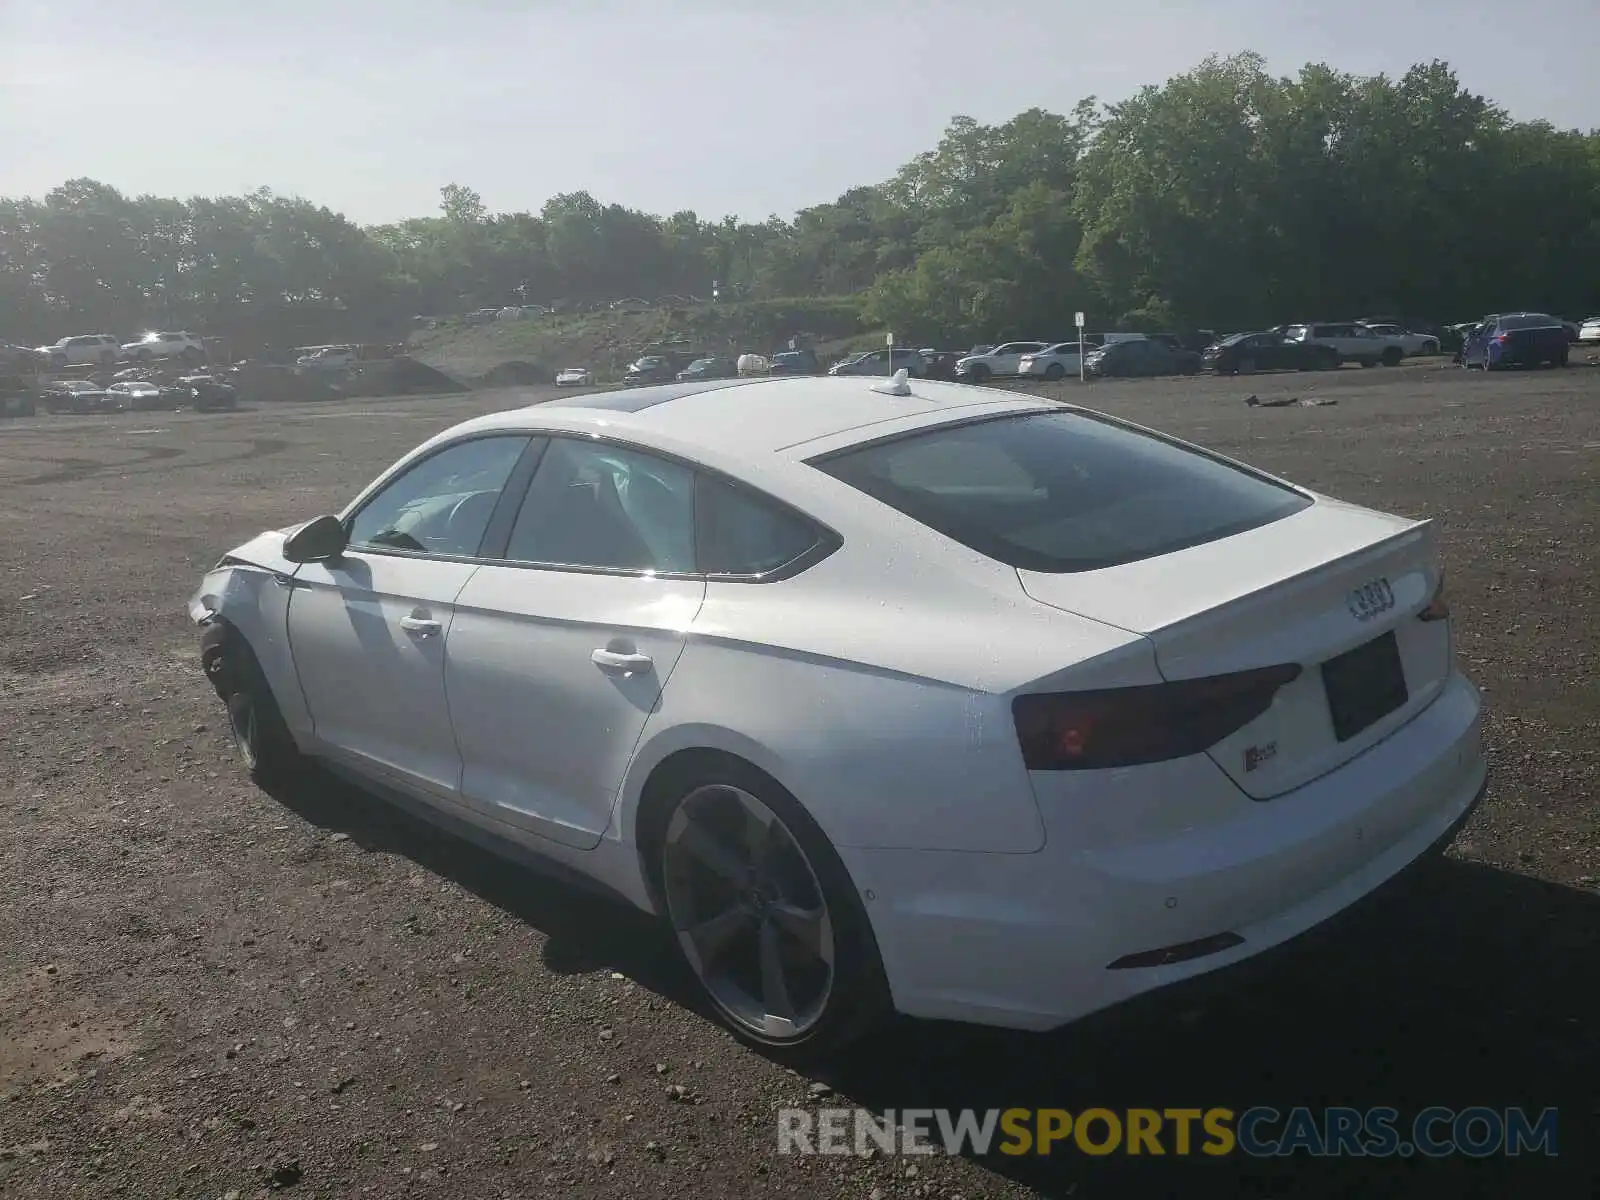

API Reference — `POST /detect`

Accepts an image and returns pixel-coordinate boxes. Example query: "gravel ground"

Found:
[0,362,1595,1199]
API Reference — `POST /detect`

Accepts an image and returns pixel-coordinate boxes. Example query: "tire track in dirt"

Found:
[17,438,290,487]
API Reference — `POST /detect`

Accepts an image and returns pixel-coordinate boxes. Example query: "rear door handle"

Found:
[399,615,442,637]
[591,648,652,674]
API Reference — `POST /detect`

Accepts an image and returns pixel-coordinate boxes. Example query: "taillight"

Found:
[1012,664,1302,771]
[1493,333,1509,344]
[1419,572,1450,622]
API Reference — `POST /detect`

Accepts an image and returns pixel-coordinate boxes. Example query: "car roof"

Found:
[441,375,1052,460]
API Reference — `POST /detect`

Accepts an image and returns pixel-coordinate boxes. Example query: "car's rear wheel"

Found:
[653,764,889,1062]
[1044,363,1065,380]
[1381,347,1403,367]
[203,629,299,783]
[965,363,990,384]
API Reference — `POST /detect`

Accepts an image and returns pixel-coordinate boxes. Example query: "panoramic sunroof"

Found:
[556,376,774,412]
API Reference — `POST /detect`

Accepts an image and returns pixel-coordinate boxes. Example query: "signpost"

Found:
[886,331,895,376]
[1075,311,1086,381]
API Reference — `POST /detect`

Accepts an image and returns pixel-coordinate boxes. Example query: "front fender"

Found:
[188,534,311,740]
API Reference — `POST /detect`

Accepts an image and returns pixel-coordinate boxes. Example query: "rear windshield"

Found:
[811,411,1311,573]
[1499,313,1561,331]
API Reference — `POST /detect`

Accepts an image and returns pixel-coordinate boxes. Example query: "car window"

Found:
[346,435,530,557]
[503,437,695,572]
[1499,313,1560,331]
[813,411,1310,574]
[695,474,821,576]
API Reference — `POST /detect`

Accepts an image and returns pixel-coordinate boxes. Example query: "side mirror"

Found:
[283,514,348,563]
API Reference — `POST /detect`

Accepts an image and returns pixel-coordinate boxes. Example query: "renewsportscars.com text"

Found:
[777,1106,1558,1158]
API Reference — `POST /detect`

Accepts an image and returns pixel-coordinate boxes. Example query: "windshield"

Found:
[812,411,1310,574]
[1220,332,1256,346]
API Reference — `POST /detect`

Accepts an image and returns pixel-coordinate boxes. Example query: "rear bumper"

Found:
[841,670,1486,1032]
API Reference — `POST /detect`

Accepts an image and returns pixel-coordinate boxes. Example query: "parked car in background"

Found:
[1084,339,1202,378]
[106,381,165,411]
[297,346,358,371]
[955,342,1049,383]
[677,357,737,382]
[37,334,120,369]
[42,379,112,413]
[1359,324,1441,357]
[555,367,593,387]
[768,349,820,375]
[624,356,677,386]
[122,331,207,365]
[920,351,963,381]
[1460,313,1571,370]
[180,375,239,412]
[1017,342,1087,380]
[1204,331,1340,375]
[1577,317,1600,345]
[829,348,928,377]
[1284,323,1404,368]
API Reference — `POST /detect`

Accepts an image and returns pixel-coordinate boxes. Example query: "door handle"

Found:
[591,648,653,674]
[399,614,442,637]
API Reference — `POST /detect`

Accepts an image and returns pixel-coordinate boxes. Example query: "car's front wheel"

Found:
[965,363,990,384]
[1044,363,1066,380]
[202,628,299,783]
[652,763,889,1062]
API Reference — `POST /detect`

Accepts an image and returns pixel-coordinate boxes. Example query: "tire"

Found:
[646,757,891,1063]
[1381,347,1403,367]
[201,627,299,783]
[965,363,990,384]
[1044,363,1066,381]
[1556,348,1569,368]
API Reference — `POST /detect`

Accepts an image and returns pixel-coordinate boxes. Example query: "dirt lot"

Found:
[1,362,1595,1199]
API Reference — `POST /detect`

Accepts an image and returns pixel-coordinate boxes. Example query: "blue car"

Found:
[1461,312,1570,370]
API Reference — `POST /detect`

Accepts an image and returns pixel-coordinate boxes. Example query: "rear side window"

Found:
[812,412,1311,574]
[1499,313,1559,330]
[695,475,821,576]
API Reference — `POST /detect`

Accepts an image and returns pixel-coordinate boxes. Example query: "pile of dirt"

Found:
[382,356,468,394]
[474,360,551,388]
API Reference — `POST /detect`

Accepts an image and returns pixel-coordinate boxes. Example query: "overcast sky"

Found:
[1,0,1591,227]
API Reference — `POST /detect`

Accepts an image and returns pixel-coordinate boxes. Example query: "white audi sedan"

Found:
[190,371,1486,1059]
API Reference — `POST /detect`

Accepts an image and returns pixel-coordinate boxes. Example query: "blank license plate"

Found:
[1321,631,1409,742]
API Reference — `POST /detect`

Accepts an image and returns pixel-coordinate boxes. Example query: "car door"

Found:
[444,435,706,849]
[286,434,535,801]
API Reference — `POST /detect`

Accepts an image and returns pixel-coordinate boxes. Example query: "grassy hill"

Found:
[407,297,878,382]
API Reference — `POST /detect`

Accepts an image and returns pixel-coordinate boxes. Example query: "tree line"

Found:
[3,53,1596,349]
